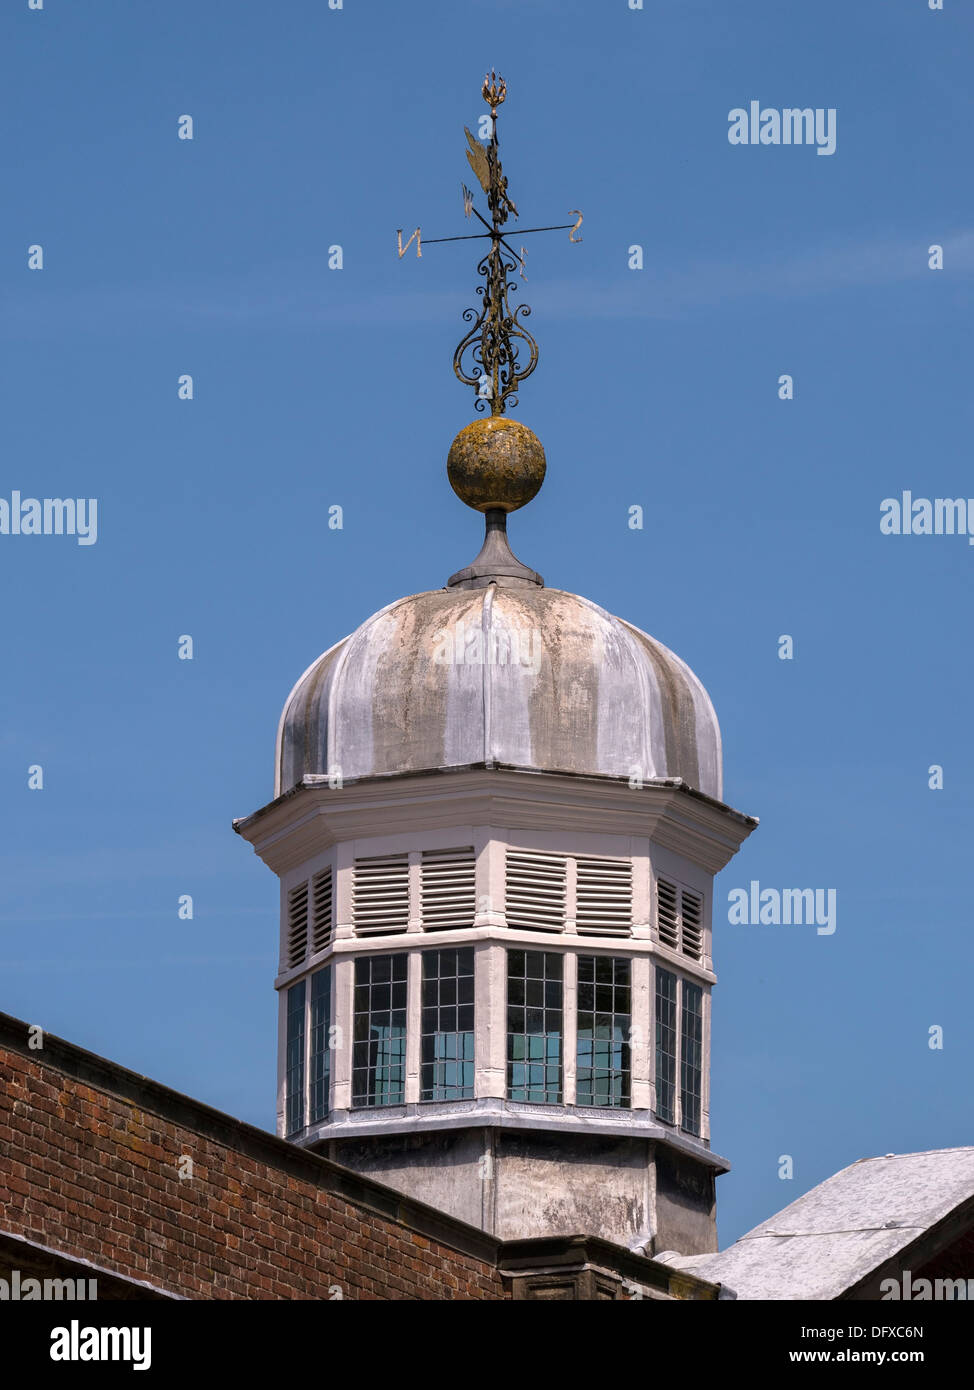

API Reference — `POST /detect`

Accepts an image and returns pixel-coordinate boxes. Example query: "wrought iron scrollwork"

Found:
[453,242,539,415]
[397,72,580,416]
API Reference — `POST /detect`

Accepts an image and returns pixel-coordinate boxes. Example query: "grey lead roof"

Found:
[275,586,723,800]
[657,1148,974,1300]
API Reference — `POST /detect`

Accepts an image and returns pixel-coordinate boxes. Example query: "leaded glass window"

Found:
[680,980,703,1136]
[309,966,332,1123]
[352,953,407,1107]
[576,955,631,1107]
[507,949,563,1103]
[285,979,306,1136]
[421,947,475,1101]
[655,968,677,1124]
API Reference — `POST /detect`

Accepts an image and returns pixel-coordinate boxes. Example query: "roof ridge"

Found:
[739,1223,926,1241]
[854,1146,974,1162]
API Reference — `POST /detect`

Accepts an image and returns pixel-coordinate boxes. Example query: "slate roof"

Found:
[657,1148,974,1300]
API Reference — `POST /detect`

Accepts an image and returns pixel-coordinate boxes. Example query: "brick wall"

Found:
[0,1014,508,1301]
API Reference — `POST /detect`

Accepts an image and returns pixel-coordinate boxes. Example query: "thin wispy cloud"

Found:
[0,909,268,923]
[534,230,974,320]
[3,230,971,338]
[0,955,266,969]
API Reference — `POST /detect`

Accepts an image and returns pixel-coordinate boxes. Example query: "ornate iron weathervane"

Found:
[397,71,582,416]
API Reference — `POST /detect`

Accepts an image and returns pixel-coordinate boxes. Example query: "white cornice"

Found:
[234,767,757,877]
[298,1099,731,1173]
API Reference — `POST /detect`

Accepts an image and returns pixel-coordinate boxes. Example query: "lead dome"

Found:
[276,585,722,800]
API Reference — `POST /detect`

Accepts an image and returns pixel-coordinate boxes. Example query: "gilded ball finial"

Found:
[447,416,546,513]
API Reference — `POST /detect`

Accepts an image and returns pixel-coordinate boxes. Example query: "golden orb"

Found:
[446,416,546,513]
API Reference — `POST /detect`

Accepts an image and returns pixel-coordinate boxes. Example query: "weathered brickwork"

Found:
[0,1017,507,1301]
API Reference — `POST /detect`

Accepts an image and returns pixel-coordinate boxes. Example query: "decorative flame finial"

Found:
[482,70,507,112]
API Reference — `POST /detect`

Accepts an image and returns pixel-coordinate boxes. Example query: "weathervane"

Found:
[397,71,582,416]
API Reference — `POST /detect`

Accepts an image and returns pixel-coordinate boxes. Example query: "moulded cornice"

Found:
[299,1098,731,1174]
[234,765,757,878]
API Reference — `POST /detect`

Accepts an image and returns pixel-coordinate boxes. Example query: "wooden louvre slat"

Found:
[505,851,566,931]
[311,868,333,952]
[657,877,680,950]
[657,876,704,960]
[575,857,633,936]
[681,888,703,960]
[286,882,309,968]
[352,854,409,935]
[421,848,476,930]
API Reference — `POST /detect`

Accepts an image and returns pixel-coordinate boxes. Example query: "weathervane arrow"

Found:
[396,70,582,416]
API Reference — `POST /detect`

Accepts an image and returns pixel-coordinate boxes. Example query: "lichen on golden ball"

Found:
[446,416,546,513]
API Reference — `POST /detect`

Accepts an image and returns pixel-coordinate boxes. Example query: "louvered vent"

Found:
[656,877,704,960]
[286,882,309,969]
[657,878,680,950]
[311,868,333,953]
[575,857,633,936]
[505,851,566,932]
[353,853,409,935]
[421,847,476,930]
[681,888,703,961]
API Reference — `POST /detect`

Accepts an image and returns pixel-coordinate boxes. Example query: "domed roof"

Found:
[276,585,722,800]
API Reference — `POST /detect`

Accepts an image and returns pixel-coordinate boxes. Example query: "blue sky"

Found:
[2,0,972,1246]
